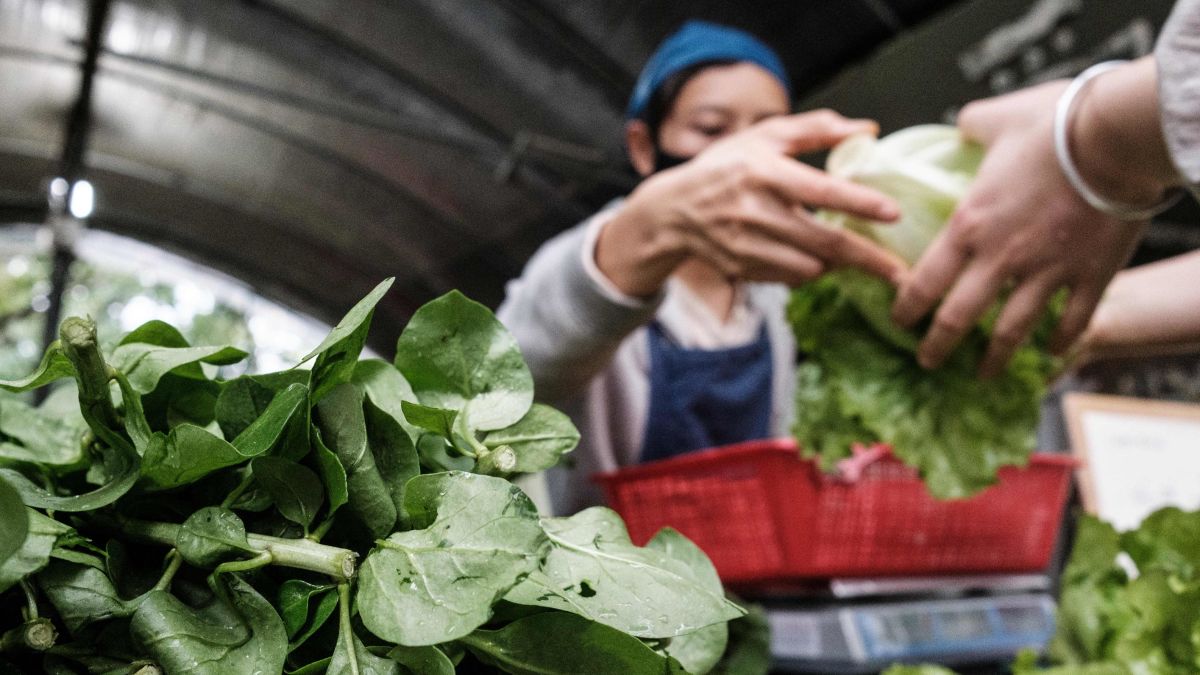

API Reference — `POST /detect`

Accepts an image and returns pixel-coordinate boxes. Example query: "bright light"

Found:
[49,177,69,200]
[69,180,94,219]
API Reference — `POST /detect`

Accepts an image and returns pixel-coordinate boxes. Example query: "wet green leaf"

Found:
[358,472,546,646]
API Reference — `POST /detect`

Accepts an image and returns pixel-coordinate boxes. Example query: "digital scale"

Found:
[751,575,1056,673]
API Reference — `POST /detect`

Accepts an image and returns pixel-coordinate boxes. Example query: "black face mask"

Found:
[652,146,693,173]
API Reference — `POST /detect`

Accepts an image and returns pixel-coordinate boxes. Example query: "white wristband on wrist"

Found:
[1053,59,1183,222]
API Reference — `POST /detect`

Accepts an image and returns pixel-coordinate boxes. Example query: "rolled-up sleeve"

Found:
[1157,0,1200,192]
[497,204,662,403]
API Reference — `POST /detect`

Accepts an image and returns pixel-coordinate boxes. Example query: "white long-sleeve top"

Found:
[1157,0,1200,194]
[497,202,796,515]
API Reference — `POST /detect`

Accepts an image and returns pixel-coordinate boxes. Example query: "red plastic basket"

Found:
[595,439,1074,585]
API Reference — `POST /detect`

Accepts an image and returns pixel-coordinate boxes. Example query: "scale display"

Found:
[768,593,1055,673]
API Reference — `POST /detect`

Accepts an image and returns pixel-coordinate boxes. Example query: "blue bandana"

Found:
[625,20,791,121]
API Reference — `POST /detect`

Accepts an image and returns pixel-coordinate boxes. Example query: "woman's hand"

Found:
[890,80,1146,378]
[595,110,906,298]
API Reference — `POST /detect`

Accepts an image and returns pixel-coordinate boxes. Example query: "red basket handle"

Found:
[831,442,893,483]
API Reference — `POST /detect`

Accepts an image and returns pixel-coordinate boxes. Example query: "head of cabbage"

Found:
[790,124,1060,499]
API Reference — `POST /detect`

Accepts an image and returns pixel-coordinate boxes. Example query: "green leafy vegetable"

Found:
[278,579,335,641]
[505,508,743,638]
[0,477,29,567]
[354,358,421,441]
[395,290,534,432]
[231,382,309,457]
[139,423,255,490]
[315,383,398,539]
[357,472,547,646]
[461,612,689,675]
[483,404,580,473]
[791,125,1061,498]
[252,456,324,531]
[111,342,247,395]
[387,645,456,675]
[130,575,287,674]
[0,284,742,674]
[0,343,74,393]
[917,507,1200,674]
[301,277,394,403]
[38,560,131,633]
[175,507,256,568]
[647,528,729,674]
[0,510,71,592]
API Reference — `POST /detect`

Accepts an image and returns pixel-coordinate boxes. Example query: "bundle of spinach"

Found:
[790,125,1062,498]
[0,279,743,674]
[883,506,1200,675]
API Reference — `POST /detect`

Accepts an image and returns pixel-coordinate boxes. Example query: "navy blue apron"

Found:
[640,320,774,463]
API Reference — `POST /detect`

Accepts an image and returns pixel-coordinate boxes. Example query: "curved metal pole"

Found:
[38,0,111,401]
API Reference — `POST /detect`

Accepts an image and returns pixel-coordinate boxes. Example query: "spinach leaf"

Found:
[386,645,455,675]
[252,456,324,531]
[0,397,85,466]
[0,343,74,393]
[0,436,140,512]
[37,560,131,633]
[217,376,277,439]
[647,529,729,675]
[400,401,458,441]
[141,372,221,431]
[364,397,420,520]
[353,359,420,441]
[483,404,579,473]
[330,585,401,675]
[118,319,190,349]
[140,424,255,490]
[329,629,400,675]
[311,429,349,518]
[111,342,247,395]
[175,507,256,568]
[278,580,336,641]
[216,371,307,437]
[315,384,396,539]
[357,472,546,646]
[0,510,71,592]
[231,383,309,457]
[461,611,688,675]
[394,291,533,432]
[301,278,394,403]
[416,434,474,473]
[505,508,743,638]
[711,603,771,675]
[130,575,287,675]
[0,477,28,566]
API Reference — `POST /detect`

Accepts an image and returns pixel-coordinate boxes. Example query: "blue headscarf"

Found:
[626,20,791,121]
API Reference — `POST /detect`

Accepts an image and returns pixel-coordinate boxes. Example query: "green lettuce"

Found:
[790,125,1061,498]
[890,508,1200,674]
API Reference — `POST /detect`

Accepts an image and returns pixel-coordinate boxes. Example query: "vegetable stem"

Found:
[475,445,517,476]
[310,514,336,542]
[154,550,184,592]
[0,618,56,652]
[18,580,38,620]
[221,470,256,510]
[337,583,361,675]
[118,517,357,581]
[59,318,120,431]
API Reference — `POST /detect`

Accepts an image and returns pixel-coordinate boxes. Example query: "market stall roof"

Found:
[0,0,961,340]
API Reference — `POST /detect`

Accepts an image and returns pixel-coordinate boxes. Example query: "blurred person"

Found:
[891,0,1200,378]
[498,21,905,513]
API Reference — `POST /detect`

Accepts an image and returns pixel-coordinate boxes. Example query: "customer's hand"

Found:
[596,110,906,297]
[891,81,1145,377]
